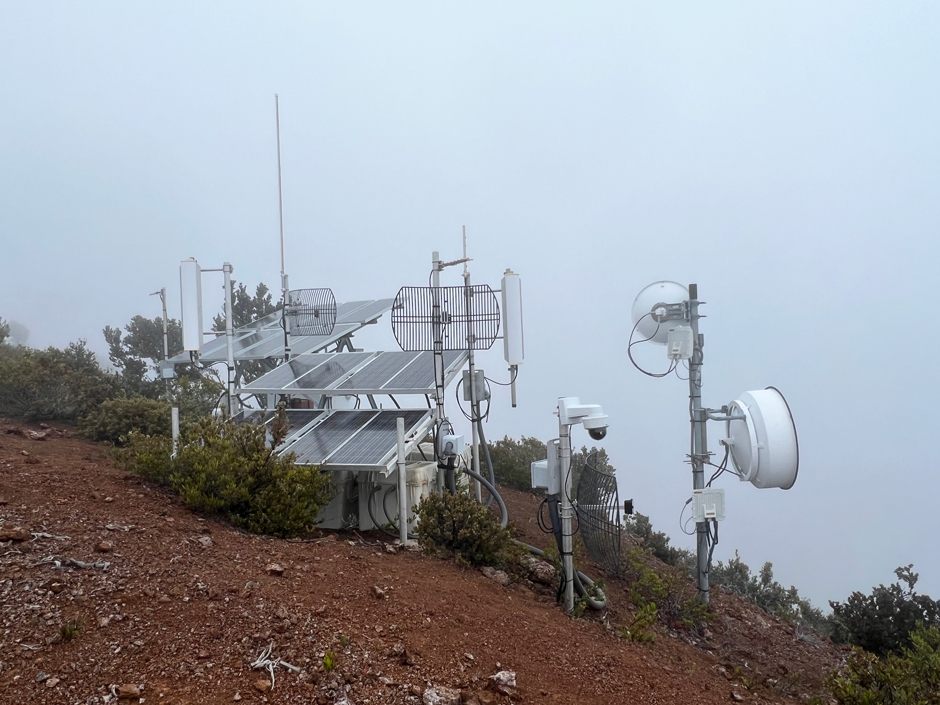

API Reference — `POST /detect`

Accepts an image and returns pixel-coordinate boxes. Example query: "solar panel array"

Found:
[167,298,394,364]
[241,350,467,395]
[282,409,431,469]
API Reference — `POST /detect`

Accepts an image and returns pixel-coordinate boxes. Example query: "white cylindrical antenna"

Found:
[179,259,203,352]
[501,269,524,366]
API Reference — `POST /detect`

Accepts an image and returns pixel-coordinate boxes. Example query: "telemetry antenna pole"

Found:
[462,227,483,503]
[275,94,291,361]
[688,283,710,603]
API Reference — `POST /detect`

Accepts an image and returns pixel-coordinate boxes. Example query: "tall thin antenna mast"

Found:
[275,94,292,361]
[275,94,286,288]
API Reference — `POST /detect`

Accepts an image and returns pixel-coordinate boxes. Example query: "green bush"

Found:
[0,340,121,421]
[80,396,172,444]
[625,548,710,632]
[623,512,695,569]
[830,565,940,657]
[416,490,519,568]
[824,625,940,704]
[120,406,332,538]
[710,551,830,634]
[489,435,547,492]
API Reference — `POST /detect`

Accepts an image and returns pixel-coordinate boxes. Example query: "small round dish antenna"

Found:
[630,281,689,345]
[725,387,799,490]
[287,288,337,336]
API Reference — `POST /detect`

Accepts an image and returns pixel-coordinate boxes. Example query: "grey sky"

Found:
[2,2,938,608]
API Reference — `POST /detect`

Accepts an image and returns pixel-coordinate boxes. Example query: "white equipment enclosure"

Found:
[726,387,799,490]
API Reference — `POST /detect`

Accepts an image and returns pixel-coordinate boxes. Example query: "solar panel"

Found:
[287,410,379,465]
[335,352,421,392]
[241,349,467,395]
[292,352,374,389]
[242,354,338,391]
[166,298,394,364]
[385,350,464,391]
[326,410,428,465]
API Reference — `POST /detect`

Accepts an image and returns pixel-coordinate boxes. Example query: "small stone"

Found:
[371,585,386,599]
[527,560,556,585]
[20,449,30,456]
[158,595,171,603]
[198,536,213,548]
[730,693,745,702]
[28,430,49,441]
[479,567,510,587]
[95,541,114,553]
[254,678,272,693]
[197,650,210,659]
[265,563,285,576]
[97,616,110,628]
[423,686,461,705]
[0,527,30,542]
[45,676,60,687]
[233,693,242,702]
[487,671,516,695]
[36,672,50,683]
[117,684,141,699]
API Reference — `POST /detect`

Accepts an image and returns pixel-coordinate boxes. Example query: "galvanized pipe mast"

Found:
[687,283,710,603]
[223,263,236,417]
[462,227,483,502]
[558,412,575,611]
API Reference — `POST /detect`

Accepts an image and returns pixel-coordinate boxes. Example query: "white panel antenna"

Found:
[501,269,524,366]
[179,258,203,352]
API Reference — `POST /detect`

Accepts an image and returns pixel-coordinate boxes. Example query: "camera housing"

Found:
[583,414,609,440]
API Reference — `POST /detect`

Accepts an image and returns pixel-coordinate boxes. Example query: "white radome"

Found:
[630,281,690,345]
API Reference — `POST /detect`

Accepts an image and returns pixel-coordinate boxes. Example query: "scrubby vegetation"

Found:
[416,490,519,568]
[710,551,830,634]
[823,625,940,704]
[0,339,121,422]
[829,564,940,657]
[79,396,172,444]
[488,434,615,494]
[624,547,711,633]
[120,406,332,538]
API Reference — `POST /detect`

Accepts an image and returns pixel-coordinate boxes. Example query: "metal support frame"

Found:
[223,263,237,417]
[687,283,711,604]
[462,228,483,502]
[558,414,575,612]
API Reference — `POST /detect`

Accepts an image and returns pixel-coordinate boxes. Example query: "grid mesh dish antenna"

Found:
[287,288,337,336]
[576,452,622,576]
[391,285,500,352]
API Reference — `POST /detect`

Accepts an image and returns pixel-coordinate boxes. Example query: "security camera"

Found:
[582,412,609,441]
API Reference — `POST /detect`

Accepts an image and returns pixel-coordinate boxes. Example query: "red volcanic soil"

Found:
[0,420,842,704]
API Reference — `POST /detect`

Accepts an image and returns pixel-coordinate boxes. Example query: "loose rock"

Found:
[527,560,556,585]
[423,686,461,705]
[488,670,516,695]
[95,541,114,553]
[479,566,510,587]
[254,678,272,693]
[371,585,386,599]
[265,563,285,576]
[0,527,30,542]
[117,684,142,699]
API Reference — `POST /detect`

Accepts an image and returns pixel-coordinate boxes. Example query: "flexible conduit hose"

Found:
[366,484,418,540]
[472,427,607,611]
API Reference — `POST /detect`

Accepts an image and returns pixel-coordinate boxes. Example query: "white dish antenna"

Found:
[725,387,799,490]
[630,281,689,345]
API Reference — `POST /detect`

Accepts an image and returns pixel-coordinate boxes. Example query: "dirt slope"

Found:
[0,421,841,705]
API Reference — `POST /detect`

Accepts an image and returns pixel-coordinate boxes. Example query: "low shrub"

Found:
[623,512,694,570]
[829,565,940,657]
[823,625,940,704]
[625,548,710,632]
[80,396,171,444]
[120,406,332,538]
[416,490,519,568]
[0,340,121,422]
[711,551,831,634]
